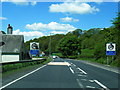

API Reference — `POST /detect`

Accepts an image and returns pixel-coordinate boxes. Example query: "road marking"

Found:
[73,64,76,67]
[81,79,87,81]
[0,64,47,89]
[89,80,94,82]
[65,62,71,66]
[48,62,70,66]
[78,75,87,77]
[76,79,84,88]
[94,80,109,89]
[67,63,70,66]
[77,68,87,75]
[86,86,95,88]
[70,62,73,64]
[69,67,74,74]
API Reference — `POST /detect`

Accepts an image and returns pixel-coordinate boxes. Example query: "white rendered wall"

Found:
[2,55,19,63]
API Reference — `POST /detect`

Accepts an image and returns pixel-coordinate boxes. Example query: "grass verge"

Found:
[2,57,52,74]
[77,57,120,67]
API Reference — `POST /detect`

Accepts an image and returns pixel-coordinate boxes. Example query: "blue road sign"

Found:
[106,51,116,55]
[30,50,39,55]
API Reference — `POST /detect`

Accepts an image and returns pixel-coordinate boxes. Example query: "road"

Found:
[1,58,120,89]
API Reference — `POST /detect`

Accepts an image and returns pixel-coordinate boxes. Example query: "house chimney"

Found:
[7,24,13,34]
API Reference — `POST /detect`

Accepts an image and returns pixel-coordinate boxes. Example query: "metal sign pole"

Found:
[107,56,109,65]
[112,56,114,63]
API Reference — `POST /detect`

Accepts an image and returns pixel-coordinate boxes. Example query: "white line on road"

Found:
[70,62,73,64]
[88,80,94,82]
[86,86,95,88]
[81,79,87,81]
[94,80,109,90]
[73,64,76,67]
[76,79,84,88]
[78,74,87,77]
[0,64,47,89]
[77,67,87,75]
[69,67,74,74]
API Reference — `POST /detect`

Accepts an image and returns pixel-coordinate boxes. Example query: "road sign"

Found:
[106,43,116,55]
[30,50,39,55]
[30,42,39,55]
[30,42,39,50]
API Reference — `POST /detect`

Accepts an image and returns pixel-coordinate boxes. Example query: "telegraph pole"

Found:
[49,33,51,57]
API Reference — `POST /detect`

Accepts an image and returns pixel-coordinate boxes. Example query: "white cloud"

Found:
[49,2,99,14]
[50,31,67,34]
[1,0,37,6]
[13,29,44,41]
[1,0,29,5]
[25,22,76,31]
[13,29,44,36]
[0,17,7,20]
[31,1,37,6]
[60,17,79,22]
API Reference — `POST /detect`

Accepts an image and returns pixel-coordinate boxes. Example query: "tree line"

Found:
[25,12,120,67]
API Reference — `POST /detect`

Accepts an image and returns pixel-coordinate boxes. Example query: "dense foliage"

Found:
[57,35,81,58]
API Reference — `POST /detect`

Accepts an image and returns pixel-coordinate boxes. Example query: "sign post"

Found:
[106,43,116,65]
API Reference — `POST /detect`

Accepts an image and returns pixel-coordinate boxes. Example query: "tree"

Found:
[112,12,120,56]
[72,29,82,37]
[57,35,81,57]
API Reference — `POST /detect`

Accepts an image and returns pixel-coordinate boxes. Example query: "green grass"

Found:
[77,49,120,67]
[78,49,94,58]
[52,53,63,57]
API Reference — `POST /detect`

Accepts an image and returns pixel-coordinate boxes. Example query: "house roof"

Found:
[2,34,24,53]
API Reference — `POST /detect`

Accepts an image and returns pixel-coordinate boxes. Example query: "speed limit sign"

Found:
[106,43,116,55]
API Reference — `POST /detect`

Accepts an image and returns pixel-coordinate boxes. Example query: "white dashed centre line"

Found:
[69,67,74,74]
[76,79,84,88]
[94,80,109,89]
[77,67,87,75]
[86,86,95,88]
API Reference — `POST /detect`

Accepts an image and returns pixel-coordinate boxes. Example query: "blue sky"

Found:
[1,1,118,41]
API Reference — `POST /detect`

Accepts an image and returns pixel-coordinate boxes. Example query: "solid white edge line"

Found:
[94,80,109,89]
[69,67,74,74]
[76,79,84,88]
[77,68,87,74]
[0,64,47,89]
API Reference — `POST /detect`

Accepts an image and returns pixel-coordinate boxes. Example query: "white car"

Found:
[52,56,59,59]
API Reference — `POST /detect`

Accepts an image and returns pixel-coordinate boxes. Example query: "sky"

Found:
[0,0,119,41]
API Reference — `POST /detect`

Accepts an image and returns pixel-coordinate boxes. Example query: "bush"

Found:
[78,49,94,58]
[96,58,106,64]
[68,55,77,59]
[110,57,120,67]
[94,42,106,60]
